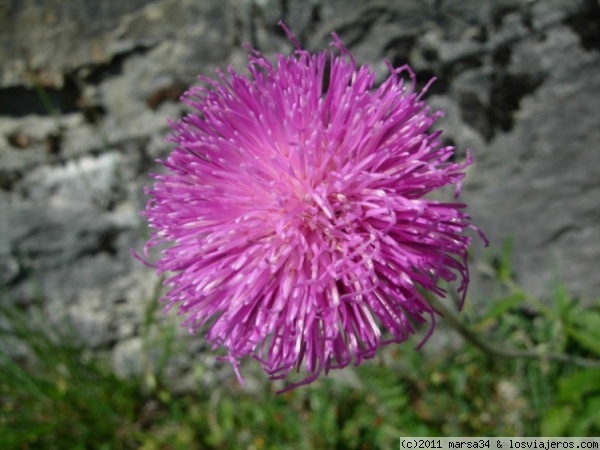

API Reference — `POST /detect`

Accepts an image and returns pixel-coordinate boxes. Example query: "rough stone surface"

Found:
[1,0,599,387]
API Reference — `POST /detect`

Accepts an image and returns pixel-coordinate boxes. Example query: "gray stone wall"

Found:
[1,0,599,381]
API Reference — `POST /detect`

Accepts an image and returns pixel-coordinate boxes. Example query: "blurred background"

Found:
[1,0,599,448]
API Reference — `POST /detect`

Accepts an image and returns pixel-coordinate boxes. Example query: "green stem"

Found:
[428,294,600,369]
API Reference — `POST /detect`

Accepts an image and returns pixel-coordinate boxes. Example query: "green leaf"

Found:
[554,283,576,321]
[541,405,573,436]
[568,329,600,355]
[497,237,514,282]
[568,312,600,355]
[482,291,526,320]
[558,369,600,403]
[577,312,600,335]
[571,397,600,436]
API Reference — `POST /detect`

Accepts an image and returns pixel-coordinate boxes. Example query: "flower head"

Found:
[142,23,485,390]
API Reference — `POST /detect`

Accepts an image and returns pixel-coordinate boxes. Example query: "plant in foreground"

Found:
[139,22,486,390]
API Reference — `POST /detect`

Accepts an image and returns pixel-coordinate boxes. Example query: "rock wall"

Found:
[1,0,599,381]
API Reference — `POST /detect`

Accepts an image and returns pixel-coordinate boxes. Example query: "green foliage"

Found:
[0,305,141,449]
[1,244,599,448]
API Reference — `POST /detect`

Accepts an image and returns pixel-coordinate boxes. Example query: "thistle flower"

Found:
[141,22,485,390]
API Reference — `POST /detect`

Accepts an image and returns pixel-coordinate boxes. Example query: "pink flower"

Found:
[141,22,486,390]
